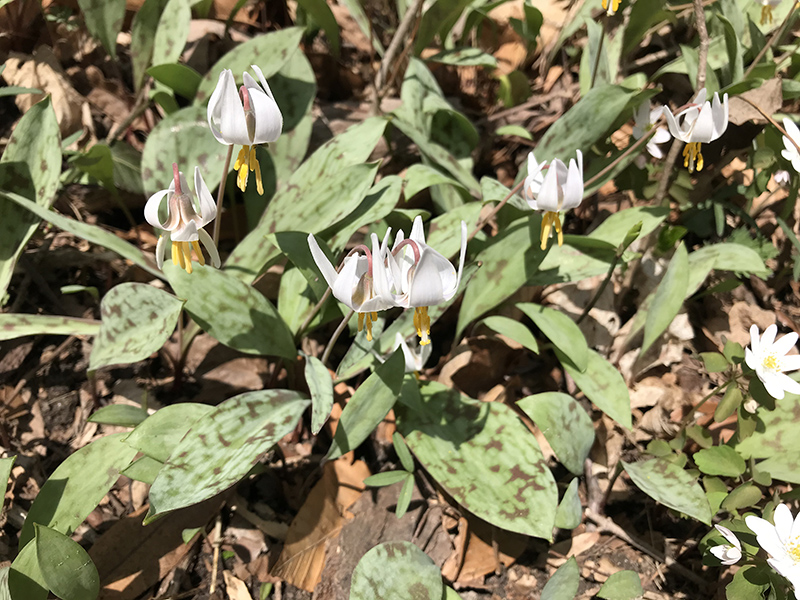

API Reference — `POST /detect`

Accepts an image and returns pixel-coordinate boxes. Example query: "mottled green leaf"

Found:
[121,455,162,484]
[77,0,126,57]
[517,392,594,475]
[0,457,15,504]
[426,48,498,67]
[152,0,191,67]
[90,283,184,371]
[35,525,99,600]
[642,243,689,354]
[20,433,138,546]
[694,445,746,477]
[396,473,414,518]
[0,314,100,341]
[404,164,466,200]
[393,432,415,472]
[623,459,712,525]
[0,98,61,301]
[166,264,296,359]
[148,63,202,99]
[557,348,631,430]
[328,351,405,460]
[267,49,316,167]
[554,478,582,530]
[130,0,169,90]
[124,403,214,463]
[482,315,539,354]
[587,206,669,247]
[541,557,579,600]
[297,0,340,56]
[305,354,334,435]
[8,541,47,600]
[733,387,800,459]
[350,542,443,600]
[518,303,588,371]
[686,243,768,295]
[758,454,800,484]
[194,28,304,104]
[597,570,643,600]
[148,390,309,519]
[88,404,148,427]
[398,381,558,539]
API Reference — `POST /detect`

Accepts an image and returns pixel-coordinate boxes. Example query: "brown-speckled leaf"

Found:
[623,459,711,525]
[0,314,100,341]
[147,390,309,519]
[350,542,443,600]
[89,283,184,371]
[397,381,558,539]
[733,387,800,459]
[124,403,214,463]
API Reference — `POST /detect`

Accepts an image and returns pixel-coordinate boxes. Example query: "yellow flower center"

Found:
[788,539,800,562]
[170,240,205,274]
[601,0,621,13]
[683,141,704,172]
[357,311,379,342]
[234,145,264,195]
[540,211,564,251]
[413,306,431,346]
[762,353,779,372]
[761,4,774,24]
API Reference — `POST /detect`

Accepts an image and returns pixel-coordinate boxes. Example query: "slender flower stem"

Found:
[468,180,524,242]
[296,288,332,341]
[320,309,355,366]
[693,0,709,91]
[212,144,234,246]
[584,125,660,189]
[576,244,625,324]
[743,0,800,80]
[737,96,800,156]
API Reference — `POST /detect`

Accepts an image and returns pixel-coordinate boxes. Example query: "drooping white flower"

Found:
[662,88,729,173]
[757,0,782,24]
[524,150,584,250]
[601,0,620,15]
[207,65,283,194]
[144,164,220,273]
[782,118,800,174]
[307,232,395,342]
[393,332,432,373]
[709,525,743,565]
[745,324,800,400]
[746,503,800,599]
[775,169,792,186]
[384,217,468,346]
[633,103,672,162]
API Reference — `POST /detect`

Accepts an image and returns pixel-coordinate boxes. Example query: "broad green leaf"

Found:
[694,446,746,477]
[541,557,579,600]
[686,243,768,295]
[0,457,15,503]
[141,105,229,197]
[88,405,149,427]
[148,63,202,99]
[194,28,304,104]
[393,432,414,472]
[597,570,643,600]
[758,454,800,484]
[714,386,743,422]
[76,0,126,57]
[297,0,340,56]
[90,283,184,371]
[305,354,334,435]
[557,348,632,430]
[350,542,442,600]
[0,98,61,301]
[482,316,539,354]
[327,351,405,460]
[517,393,594,475]
[8,541,47,600]
[622,0,671,54]
[166,264,296,359]
[364,471,410,487]
[152,0,191,67]
[20,433,138,547]
[587,206,669,246]
[404,164,466,200]
[338,0,383,55]
[398,381,558,539]
[518,303,588,371]
[642,243,689,354]
[130,0,169,90]
[726,565,770,600]
[0,190,162,279]
[721,481,762,512]
[121,455,163,484]
[733,388,800,459]
[124,403,214,463]
[623,459,712,525]
[529,236,622,286]
[554,478,582,530]
[35,525,99,600]
[700,352,729,373]
[0,314,100,341]
[426,48,498,67]
[423,202,480,259]
[148,390,309,519]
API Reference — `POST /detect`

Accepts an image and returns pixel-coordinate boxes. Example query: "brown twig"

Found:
[738,96,800,157]
[467,180,524,242]
[374,0,425,101]
[693,0,709,91]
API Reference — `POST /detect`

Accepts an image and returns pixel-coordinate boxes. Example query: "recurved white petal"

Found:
[307,234,339,290]
[144,189,170,229]
[197,228,221,268]
[194,167,217,225]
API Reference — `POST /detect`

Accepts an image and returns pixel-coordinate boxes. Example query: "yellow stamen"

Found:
[356,311,377,342]
[601,0,620,13]
[540,212,564,250]
[414,307,431,346]
[182,242,193,274]
[233,144,265,194]
[172,241,180,266]
[358,312,364,332]
[763,353,779,371]
[761,4,773,24]
[788,540,800,562]
[683,142,704,172]
[192,241,205,266]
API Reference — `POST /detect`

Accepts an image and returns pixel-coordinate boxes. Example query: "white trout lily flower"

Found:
[601,0,620,14]
[745,324,800,400]
[308,233,394,342]
[524,150,584,250]
[757,0,781,24]
[709,525,743,565]
[144,164,220,274]
[633,103,671,162]
[207,65,283,195]
[746,503,800,598]
[393,332,432,373]
[385,217,468,346]
[782,118,800,174]
[662,88,729,173]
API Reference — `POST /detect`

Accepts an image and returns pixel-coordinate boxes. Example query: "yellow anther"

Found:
[540,212,564,250]
[182,242,193,274]
[172,241,180,267]
[414,307,431,346]
[192,241,205,266]
[763,353,779,371]
[233,144,265,194]
[357,312,377,342]
[601,0,620,13]
[788,540,800,562]
[761,5,773,24]
[683,142,704,172]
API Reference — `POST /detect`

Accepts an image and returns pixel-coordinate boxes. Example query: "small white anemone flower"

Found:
[384,216,468,346]
[709,525,743,565]
[746,503,800,599]
[775,170,791,186]
[757,0,782,24]
[207,65,283,195]
[782,119,800,174]
[307,232,395,342]
[601,0,620,15]
[633,103,672,161]
[144,164,220,274]
[393,332,432,373]
[524,150,584,250]
[662,88,729,173]
[745,324,800,400]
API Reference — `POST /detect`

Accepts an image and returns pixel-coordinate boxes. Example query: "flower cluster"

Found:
[308,217,467,345]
